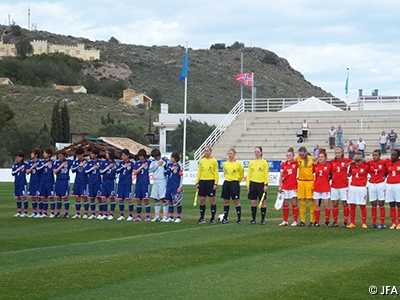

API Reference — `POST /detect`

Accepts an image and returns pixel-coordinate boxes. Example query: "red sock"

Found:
[380,206,386,224]
[360,205,366,224]
[324,207,331,222]
[315,208,320,224]
[371,207,377,224]
[292,205,298,222]
[390,207,396,224]
[343,206,349,223]
[350,204,356,224]
[333,206,339,223]
[283,205,289,222]
[397,207,400,224]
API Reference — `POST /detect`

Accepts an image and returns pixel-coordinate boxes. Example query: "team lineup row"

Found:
[12,147,184,222]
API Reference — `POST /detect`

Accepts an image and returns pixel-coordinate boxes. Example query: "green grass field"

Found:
[1,182,400,300]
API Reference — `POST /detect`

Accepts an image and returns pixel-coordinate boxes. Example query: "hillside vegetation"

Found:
[0,25,335,115]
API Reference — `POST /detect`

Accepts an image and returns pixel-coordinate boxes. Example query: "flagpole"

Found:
[182,42,188,170]
[240,52,244,100]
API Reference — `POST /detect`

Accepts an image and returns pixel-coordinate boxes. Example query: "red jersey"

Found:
[280,160,298,190]
[386,160,400,184]
[367,159,388,184]
[330,158,352,188]
[349,163,368,186]
[313,162,331,192]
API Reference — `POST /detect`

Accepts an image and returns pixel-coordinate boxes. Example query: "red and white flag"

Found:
[236,73,253,86]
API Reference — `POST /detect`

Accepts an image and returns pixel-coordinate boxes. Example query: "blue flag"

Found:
[345,69,349,95]
[178,49,188,81]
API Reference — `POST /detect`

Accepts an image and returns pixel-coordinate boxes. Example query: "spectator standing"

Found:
[301,119,309,143]
[313,145,320,160]
[357,137,366,158]
[388,129,398,151]
[379,131,388,155]
[347,141,357,159]
[328,126,336,149]
[336,125,344,147]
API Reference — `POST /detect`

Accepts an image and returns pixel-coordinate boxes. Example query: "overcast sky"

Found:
[2,0,400,103]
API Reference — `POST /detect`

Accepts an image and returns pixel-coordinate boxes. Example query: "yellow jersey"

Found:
[196,157,219,185]
[223,160,244,182]
[246,159,269,187]
[296,155,315,181]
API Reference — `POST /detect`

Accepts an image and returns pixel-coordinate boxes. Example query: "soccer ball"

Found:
[217,214,225,222]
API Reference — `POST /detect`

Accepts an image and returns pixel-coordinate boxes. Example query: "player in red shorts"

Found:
[367,149,388,229]
[313,149,332,227]
[385,149,400,229]
[347,153,369,228]
[278,147,299,227]
[329,147,352,227]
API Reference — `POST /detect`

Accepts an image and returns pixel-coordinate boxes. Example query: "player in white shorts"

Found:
[385,149,400,229]
[367,149,388,229]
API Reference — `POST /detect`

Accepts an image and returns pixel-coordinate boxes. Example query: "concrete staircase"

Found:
[211,110,400,161]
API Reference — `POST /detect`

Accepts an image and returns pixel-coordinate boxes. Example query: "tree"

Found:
[61,103,70,143]
[109,36,120,44]
[0,101,16,132]
[230,41,245,50]
[16,39,34,60]
[147,87,162,108]
[50,101,62,144]
[210,43,226,50]
[170,119,216,152]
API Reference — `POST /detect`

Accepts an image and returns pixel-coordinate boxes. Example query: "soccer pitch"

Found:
[1,182,399,299]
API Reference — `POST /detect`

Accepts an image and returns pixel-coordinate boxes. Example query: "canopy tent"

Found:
[279,96,342,112]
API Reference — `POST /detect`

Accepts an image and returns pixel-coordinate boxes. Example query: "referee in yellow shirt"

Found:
[296,146,315,226]
[221,149,244,224]
[246,146,269,225]
[195,146,219,224]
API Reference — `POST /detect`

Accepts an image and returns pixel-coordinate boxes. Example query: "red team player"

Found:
[312,149,332,227]
[367,150,388,229]
[347,153,369,229]
[385,149,400,229]
[278,147,299,227]
[330,147,352,227]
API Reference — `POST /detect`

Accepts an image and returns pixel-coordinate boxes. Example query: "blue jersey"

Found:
[27,159,41,185]
[37,159,54,184]
[12,161,28,185]
[71,158,88,185]
[84,159,101,185]
[100,159,116,181]
[53,159,73,181]
[164,162,183,190]
[116,160,134,185]
[134,159,151,185]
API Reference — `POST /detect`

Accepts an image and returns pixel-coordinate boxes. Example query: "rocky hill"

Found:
[0,25,336,114]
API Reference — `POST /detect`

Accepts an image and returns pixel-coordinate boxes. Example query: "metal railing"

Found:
[193,99,245,161]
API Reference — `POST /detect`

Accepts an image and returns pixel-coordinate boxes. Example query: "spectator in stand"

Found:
[379,131,388,155]
[328,126,336,149]
[301,119,309,143]
[336,125,344,148]
[347,141,357,159]
[357,137,366,158]
[388,129,398,151]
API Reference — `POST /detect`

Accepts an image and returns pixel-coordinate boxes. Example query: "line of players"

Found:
[12,147,183,222]
[278,146,400,229]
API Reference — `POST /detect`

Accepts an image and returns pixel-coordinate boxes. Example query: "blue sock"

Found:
[65,200,69,210]
[43,202,48,213]
[23,199,28,211]
[169,203,174,214]
[32,200,37,210]
[16,199,22,209]
[84,201,89,212]
[136,205,142,217]
[110,201,116,214]
[76,202,81,215]
[38,200,43,212]
[145,204,151,214]
[177,204,182,214]
[103,202,108,216]
[119,202,125,216]
[90,202,96,215]
[129,202,135,216]
[57,200,62,211]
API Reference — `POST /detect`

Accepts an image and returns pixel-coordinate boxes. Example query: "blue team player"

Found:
[52,150,73,218]
[26,148,41,217]
[36,148,55,218]
[71,147,88,219]
[98,148,116,220]
[164,152,183,223]
[133,149,152,222]
[12,151,29,217]
[84,148,102,219]
[115,149,134,221]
